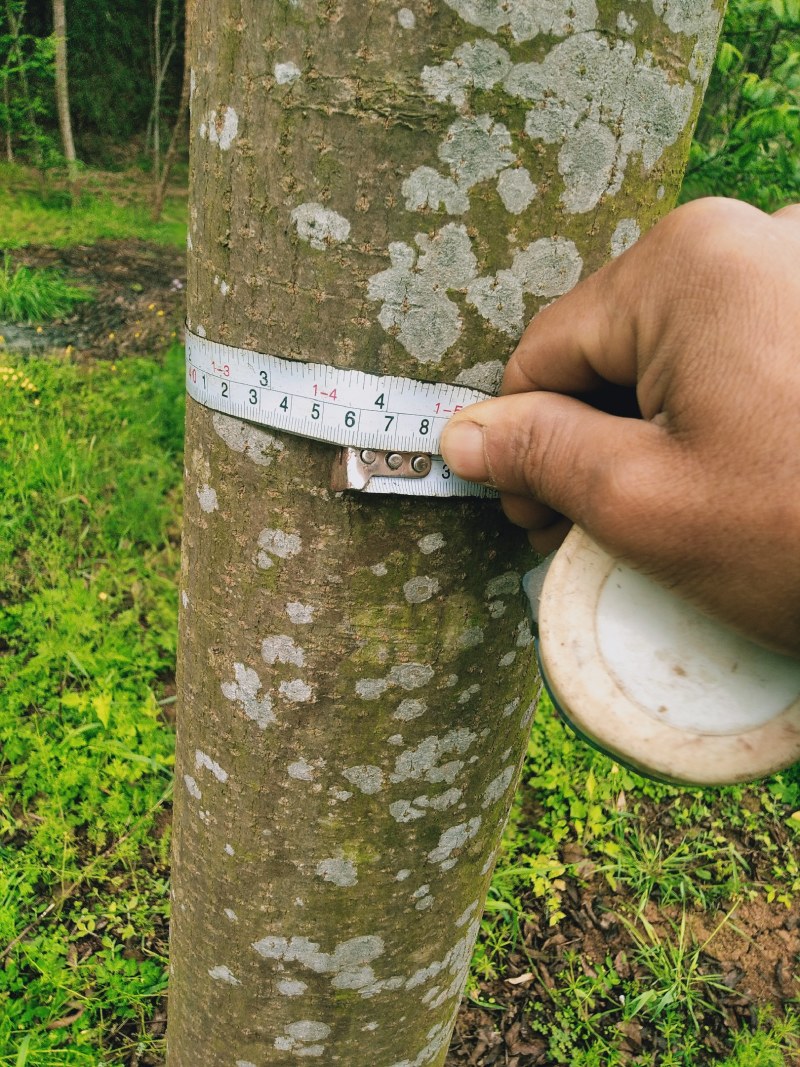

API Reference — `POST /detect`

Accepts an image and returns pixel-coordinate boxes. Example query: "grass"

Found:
[468,702,800,1064]
[0,255,92,324]
[0,164,187,250]
[0,348,184,1064]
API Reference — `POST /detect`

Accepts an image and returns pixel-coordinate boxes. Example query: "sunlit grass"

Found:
[0,255,92,323]
[0,164,187,250]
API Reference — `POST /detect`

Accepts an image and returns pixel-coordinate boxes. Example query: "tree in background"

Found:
[683,0,800,208]
[169,0,723,1063]
[51,0,76,184]
[1,0,185,169]
[151,0,190,221]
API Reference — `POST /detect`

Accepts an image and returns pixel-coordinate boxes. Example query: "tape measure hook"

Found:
[331,447,433,492]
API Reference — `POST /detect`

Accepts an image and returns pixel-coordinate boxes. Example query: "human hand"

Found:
[440,197,800,655]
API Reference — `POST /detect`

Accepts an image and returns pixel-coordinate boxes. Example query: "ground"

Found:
[2,240,186,358]
[1,240,798,1066]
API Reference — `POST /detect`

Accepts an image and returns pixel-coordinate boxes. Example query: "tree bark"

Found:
[169,1,723,1064]
[52,0,76,184]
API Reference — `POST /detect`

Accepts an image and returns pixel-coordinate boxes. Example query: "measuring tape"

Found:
[185,330,496,497]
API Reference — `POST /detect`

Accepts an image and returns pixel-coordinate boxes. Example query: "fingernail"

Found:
[440,421,488,482]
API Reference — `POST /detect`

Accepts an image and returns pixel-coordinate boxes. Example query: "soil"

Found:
[446,887,800,1066]
[5,241,799,1066]
[1,240,186,357]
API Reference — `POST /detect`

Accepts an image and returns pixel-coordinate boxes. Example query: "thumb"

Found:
[440,391,674,547]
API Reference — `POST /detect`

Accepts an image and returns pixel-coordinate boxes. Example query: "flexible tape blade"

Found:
[185,330,497,497]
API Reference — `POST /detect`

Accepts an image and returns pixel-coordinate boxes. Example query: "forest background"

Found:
[0,0,799,1065]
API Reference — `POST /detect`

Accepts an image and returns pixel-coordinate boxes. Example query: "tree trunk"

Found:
[2,72,12,161]
[52,0,76,184]
[169,1,723,1064]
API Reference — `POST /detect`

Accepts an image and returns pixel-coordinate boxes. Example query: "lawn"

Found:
[0,343,797,1064]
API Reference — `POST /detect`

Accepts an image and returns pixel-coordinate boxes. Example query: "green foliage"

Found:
[719,1009,800,1066]
[0,255,91,323]
[683,0,800,209]
[1,1,184,169]
[0,2,59,166]
[0,347,184,1062]
[0,164,188,248]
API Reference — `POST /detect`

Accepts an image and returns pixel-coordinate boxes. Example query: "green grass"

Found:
[470,702,800,1064]
[0,256,92,323]
[0,348,184,1064]
[0,164,187,250]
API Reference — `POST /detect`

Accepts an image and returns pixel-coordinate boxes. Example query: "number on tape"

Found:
[186,331,492,456]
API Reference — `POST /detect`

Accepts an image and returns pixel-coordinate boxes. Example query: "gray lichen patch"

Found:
[390,728,477,785]
[342,764,385,794]
[290,202,351,250]
[208,964,241,985]
[212,411,285,466]
[221,663,276,729]
[198,105,239,150]
[427,816,482,868]
[653,0,725,81]
[506,33,695,212]
[496,166,538,214]
[356,662,435,702]
[277,978,308,996]
[274,1020,331,1057]
[183,773,202,800]
[611,217,642,257]
[252,934,400,999]
[441,0,598,42]
[367,225,478,364]
[288,758,316,781]
[454,361,504,395]
[257,528,303,569]
[196,484,218,513]
[262,634,306,667]
[279,678,314,703]
[315,856,359,887]
[286,601,315,624]
[417,533,445,555]
[274,61,301,84]
[194,749,229,783]
[403,576,439,604]
[389,787,463,823]
[421,39,512,107]
[482,764,516,807]
[394,698,427,721]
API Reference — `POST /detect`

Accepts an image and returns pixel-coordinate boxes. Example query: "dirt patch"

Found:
[0,240,186,357]
[446,880,800,1066]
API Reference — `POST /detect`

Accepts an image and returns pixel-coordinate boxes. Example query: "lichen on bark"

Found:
[169,0,723,1063]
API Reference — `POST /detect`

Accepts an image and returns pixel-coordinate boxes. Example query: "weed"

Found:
[0,347,183,1062]
[622,908,731,1028]
[600,825,750,914]
[0,256,91,323]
